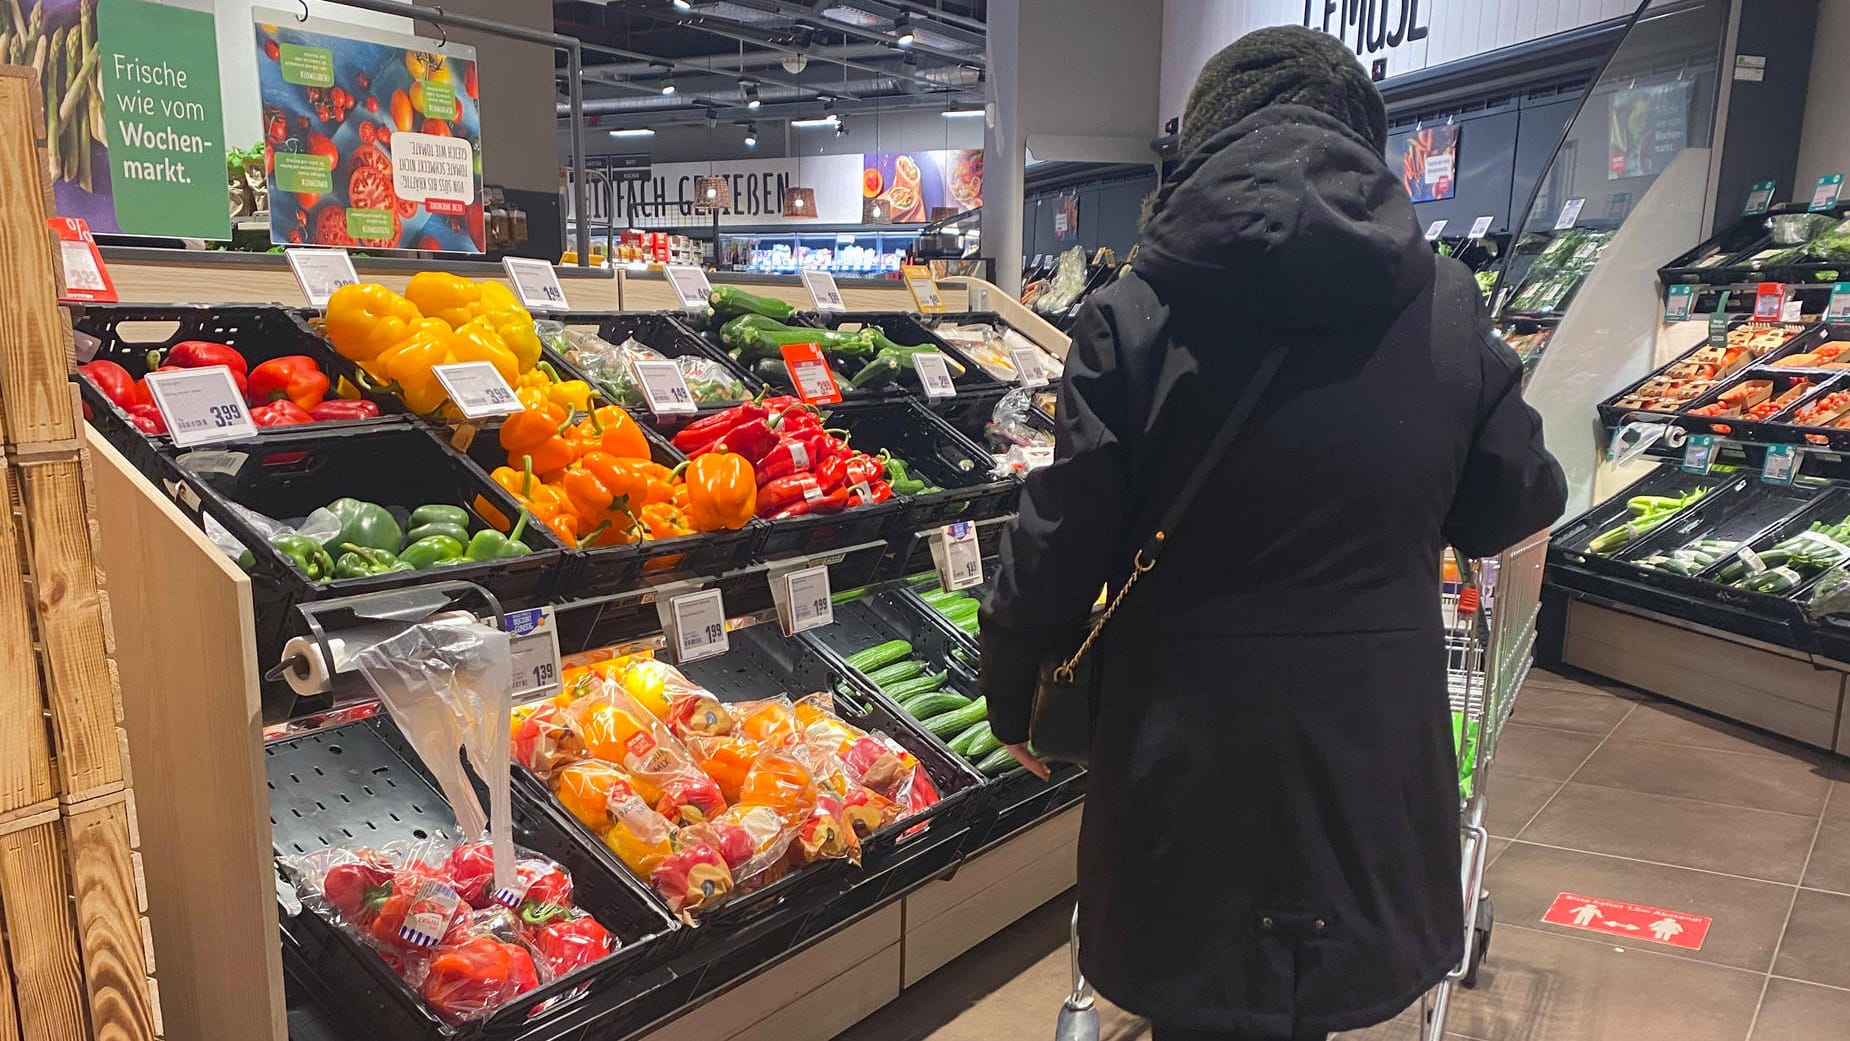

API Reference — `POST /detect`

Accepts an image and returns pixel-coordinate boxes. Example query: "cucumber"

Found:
[941,600,980,623]
[709,285,796,322]
[883,672,949,702]
[963,723,1001,759]
[922,697,988,739]
[974,746,1017,775]
[918,588,966,607]
[901,690,971,718]
[866,659,927,686]
[846,639,911,672]
[948,721,989,755]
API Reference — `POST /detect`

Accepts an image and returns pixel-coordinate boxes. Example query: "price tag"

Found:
[902,263,945,313]
[1709,312,1732,348]
[665,265,712,315]
[1812,173,1844,212]
[913,351,957,399]
[1828,283,1850,322]
[931,521,984,591]
[1664,284,1696,322]
[143,367,257,447]
[286,247,358,307]
[801,269,846,314]
[1468,215,1495,239]
[1782,298,1805,323]
[1739,546,1768,574]
[668,589,729,663]
[780,342,842,405]
[1553,198,1586,231]
[48,218,116,303]
[1744,180,1776,216]
[629,358,697,415]
[1011,346,1051,388]
[502,257,569,312]
[1754,282,1789,321]
[1681,433,1718,475]
[505,606,562,700]
[1762,443,1800,486]
[1424,219,1448,241]
[433,361,521,419]
[777,565,833,635]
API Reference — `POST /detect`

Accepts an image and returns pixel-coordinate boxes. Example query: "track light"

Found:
[662,78,676,95]
[705,110,718,128]
[744,82,761,110]
[744,123,758,147]
[894,12,914,47]
[671,0,691,10]
[821,96,836,112]
[836,117,849,137]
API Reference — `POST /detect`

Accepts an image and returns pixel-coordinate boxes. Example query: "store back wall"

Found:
[1796,0,1850,194]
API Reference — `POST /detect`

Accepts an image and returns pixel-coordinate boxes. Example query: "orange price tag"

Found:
[47,217,116,303]
[780,342,842,405]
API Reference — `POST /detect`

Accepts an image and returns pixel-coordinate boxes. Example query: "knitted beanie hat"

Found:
[1180,26,1388,158]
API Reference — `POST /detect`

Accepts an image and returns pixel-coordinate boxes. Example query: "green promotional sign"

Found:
[98,0,229,239]
[273,152,331,195]
[279,43,334,87]
[346,208,393,240]
[422,79,455,122]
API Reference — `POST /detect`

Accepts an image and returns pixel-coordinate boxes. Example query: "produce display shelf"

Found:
[804,311,1007,400]
[581,312,770,417]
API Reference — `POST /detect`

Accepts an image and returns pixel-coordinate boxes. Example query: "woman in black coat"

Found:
[980,27,1567,1041]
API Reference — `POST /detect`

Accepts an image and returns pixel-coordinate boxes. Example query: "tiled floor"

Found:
[838,669,1850,1041]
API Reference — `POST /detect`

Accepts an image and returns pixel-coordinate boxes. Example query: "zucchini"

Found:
[718,313,789,349]
[866,659,927,686]
[709,285,796,322]
[948,721,989,756]
[846,639,911,672]
[974,746,1017,776]
[847,353,901,390]
[901,690,971,718]
[883,672,949,702]
[922,697,988,739]
[960,722,1000,759]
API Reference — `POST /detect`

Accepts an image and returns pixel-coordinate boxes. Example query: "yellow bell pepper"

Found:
[404,271,480,329]
[476,280,522,315]
[450,316,520,385]
[324,284,423,365]
[546,370,594,413]
[480,305,543,372]
[372,318,455,414]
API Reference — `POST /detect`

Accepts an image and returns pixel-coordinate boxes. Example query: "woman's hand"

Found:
[1005,743,1050,780]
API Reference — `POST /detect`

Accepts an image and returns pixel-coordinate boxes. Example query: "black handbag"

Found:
[1029,343,1289,765]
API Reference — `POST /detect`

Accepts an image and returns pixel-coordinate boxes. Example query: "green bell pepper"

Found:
[399,534,465,569]
[332,543,415,579]
[409,504,470,530]
[463,510,533,562]
[406,521,470,546]
[272,533,335,580]
[324,498,403,554]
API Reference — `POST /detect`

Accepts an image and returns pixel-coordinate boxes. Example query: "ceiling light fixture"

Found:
[942,107,984,118]
[744,82,761,109]
[893,12,915,47]
[661,76,677,95]
[791,115,840,128]
[743,122,758,147]
[671,0,692,10]
[608,128,657,137]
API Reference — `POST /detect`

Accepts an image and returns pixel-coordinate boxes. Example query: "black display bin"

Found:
[160,420,567,715]
[1595,319,1813,431]
[810,311,1006,398]
[1659,211,1776,286]
[928,385,1056,456]
[923,311,1065,384]
[1549,466,1737,562]
[518,623,979,949]
[72,304,404,476]
[459,418,767,599]
[542,312,768,416]
[1669,368,1840,443]
[878,512,1017,583]
[822,398,1020,537]
[269,713,686,1041]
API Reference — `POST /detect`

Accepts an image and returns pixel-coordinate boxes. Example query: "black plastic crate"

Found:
[161,421,567,711]
[1671,368,1834,442]
[812,311,1005,398]
[1550,466,1736,562]
[1705,488,1850,602]
[1658,212,1775,286]
[269,713,684,1041]
[1596,320,1811,430]
[539,312,766,417]
[925,312,1065,384]
[72,304,404,476]
[819,398,1021,535]
[929,385,1056,455]
[878,513,1016,583]
[1619,478,1827,572]
[459,417,768,599]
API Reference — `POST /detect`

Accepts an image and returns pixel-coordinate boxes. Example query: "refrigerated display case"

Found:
[718,230,919,277]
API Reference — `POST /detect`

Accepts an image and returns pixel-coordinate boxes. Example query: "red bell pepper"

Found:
[142,353,247,398]
[247,355,330,410]
[649,840,734,914]
[322,858,393,921]
[164,340,249,378]
[308,399,382,421]
[250,399,316,427]
[756,474,825,517]
[419,934,541,1022]
[523,907,615,978]
[78,360,146,408]
[753,430,839,486]
[125,403,167,434]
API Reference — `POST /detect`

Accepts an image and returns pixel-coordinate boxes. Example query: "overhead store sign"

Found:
[1160,0,1640,129]
[605,149,982,229]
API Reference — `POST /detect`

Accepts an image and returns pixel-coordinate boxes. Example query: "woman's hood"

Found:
[1135,104,1433,330]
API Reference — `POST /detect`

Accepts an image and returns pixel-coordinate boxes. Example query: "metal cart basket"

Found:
[1052,531,1552,1041]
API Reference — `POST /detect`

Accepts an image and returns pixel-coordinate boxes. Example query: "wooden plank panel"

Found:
[0,889,20,1041]
[88,429,284,1041]
[903,836,1078,986]
[0,821,87,1040]
[0,463,53,814]
[62,801,158,1041]
[17,458,124,797]
[906,805,1081,927]
[0,68,77,446]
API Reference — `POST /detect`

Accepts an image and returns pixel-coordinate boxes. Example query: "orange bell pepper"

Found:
[552,760,634,830]
[685,735,762,804]
[739,749,817,825]
[563,451,655,529]
[500,402,577,477]
[571,405,651,460]
[640,502,694,541]
[681,450,757,531]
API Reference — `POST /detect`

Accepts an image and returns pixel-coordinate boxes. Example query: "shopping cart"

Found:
[1052,531,1552,1041]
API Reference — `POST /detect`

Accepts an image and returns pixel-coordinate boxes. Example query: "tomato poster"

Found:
[861,150,983,224]
[254,11,484,252]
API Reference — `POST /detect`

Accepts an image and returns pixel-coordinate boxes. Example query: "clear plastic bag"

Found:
[984,388,1054,453]
[560,680,728,826]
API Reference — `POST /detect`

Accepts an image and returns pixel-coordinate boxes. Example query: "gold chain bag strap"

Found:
[1029,343,1289,765]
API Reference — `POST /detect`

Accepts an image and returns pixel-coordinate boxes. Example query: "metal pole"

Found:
[568,44,590,267]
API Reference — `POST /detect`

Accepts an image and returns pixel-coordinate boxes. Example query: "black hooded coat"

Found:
[979,106,1567,1035]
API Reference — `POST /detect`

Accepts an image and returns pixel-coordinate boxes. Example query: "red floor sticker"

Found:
[1542,892,1711,950]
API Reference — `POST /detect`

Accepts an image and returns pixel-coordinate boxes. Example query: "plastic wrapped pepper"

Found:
[753,430,838,486]
[680,449,757,531]
[650,840,734,916]
[419,934,541,1024]
[404,271,482,329]
[523,906,615,979]
[247,356,330,411]
[325,284,424,366]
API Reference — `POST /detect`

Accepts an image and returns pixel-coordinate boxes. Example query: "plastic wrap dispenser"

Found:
[267,580,507,699]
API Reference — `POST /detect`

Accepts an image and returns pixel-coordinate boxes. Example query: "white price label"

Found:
[60,240,107,292]
[1781,298,1805,323]
[801,269,846,313]
[433,362,522,419]
[782,566,833,634]
[506,606,562,699]
[503,258,569,312]
[630,358,697,415]
[665,265,713,314]
[286,248,359,307]
[1424,219,1448,241]
[1553,198,1586,231]
[1468,215,1495,239]
[670,589,729,663]
[913,351,957,399]
[1011,346,1051,388]
[143,367,257,446]
[933,521,984,591]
